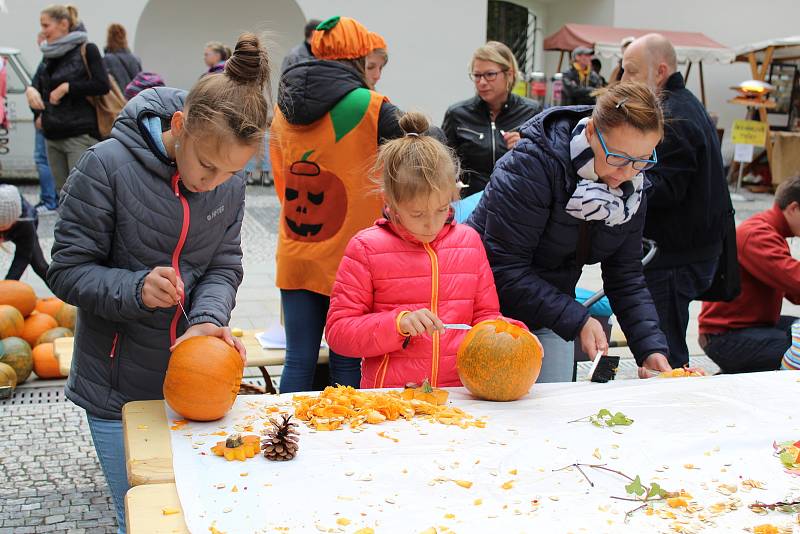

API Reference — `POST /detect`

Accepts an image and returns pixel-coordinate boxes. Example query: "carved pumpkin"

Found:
[210,434,260,461]
[32,343,65,379]
[21,313,58,347]
[35,327,73,347]
[0,336,33,384]
[456,320,543,401]
[283,152,348,243]
[0,280,37,317]
[163,336,243,421]
[0,304,24,339]
[401,379,449,405]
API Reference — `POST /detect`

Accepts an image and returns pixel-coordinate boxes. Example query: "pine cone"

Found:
[262,414,300,461]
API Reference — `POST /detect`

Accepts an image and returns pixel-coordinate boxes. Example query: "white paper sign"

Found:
[733,143,754,163]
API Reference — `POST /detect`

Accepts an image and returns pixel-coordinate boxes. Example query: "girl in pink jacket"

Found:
[326,111,517,389]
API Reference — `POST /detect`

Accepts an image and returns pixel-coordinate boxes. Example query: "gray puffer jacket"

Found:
[49,87,246,420]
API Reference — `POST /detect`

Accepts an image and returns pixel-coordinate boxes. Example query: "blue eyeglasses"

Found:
[596,128,658,171]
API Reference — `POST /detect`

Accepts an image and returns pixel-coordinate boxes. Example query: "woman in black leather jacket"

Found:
[442,41,542,197]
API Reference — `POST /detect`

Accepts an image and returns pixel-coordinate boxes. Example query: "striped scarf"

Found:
[565,117,643,227]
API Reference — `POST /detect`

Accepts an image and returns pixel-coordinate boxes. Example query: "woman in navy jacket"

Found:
[468,82,672,382]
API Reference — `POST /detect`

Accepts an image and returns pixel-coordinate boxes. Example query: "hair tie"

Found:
[615,97,629,109]
[405,132,420,138]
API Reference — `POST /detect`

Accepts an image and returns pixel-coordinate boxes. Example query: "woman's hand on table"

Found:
[171,323,247,363]
[142,266,184,309]
[579,317,609,358]
[637,353,672,378]
[400,309,444,336]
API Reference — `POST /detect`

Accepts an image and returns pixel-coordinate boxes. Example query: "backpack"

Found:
[80,44,126,139]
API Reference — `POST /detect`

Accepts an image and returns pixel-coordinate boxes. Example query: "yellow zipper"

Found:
[376,354,389,388]
[423,243,440,386]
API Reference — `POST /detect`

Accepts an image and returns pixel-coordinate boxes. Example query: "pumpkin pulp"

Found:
[169,172,192,346]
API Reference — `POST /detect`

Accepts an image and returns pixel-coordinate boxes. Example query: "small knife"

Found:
[177,299,190,323]
[587,350,604,381]
[443,323,472,330]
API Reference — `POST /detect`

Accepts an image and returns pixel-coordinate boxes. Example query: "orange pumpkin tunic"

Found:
[270,87,386,296]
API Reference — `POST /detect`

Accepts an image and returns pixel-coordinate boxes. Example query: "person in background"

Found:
[49,33,270,533]
[782,321,800,371]
[281,18,321,73]
[365,31,388,89]
[30,31,58,212]
[699,176,800,374]
[203,41,231,75]
[623,34,731,368]
[561,46,603,105]
[0,184,49,283]
[271,16,406,393]
[591,58,607,87]
[610,36,635,84]
[123,71,165,100]
[103,23,141,90]
[25,4,110,195]
[326,111,527,389]
[442,41,542,198]
[467,82,673,382]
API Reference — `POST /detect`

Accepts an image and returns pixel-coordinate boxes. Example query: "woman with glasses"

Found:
[442,41,541,197]
[467,82,673,382]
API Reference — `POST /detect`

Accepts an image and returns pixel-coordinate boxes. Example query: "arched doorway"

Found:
[134,0,307,95]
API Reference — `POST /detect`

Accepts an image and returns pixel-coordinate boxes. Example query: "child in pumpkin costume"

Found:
[325,112,525,389]
[271,16,406,392]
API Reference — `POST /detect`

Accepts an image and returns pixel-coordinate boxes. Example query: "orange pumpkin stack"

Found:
[457,320,543,402]
[163,336,244,421]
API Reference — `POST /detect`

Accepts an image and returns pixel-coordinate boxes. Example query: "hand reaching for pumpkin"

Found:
[171,323,247,363]
[637,353,672,379]
[579,317,609,359]
[142,267,185,309]
[399,309,444,337]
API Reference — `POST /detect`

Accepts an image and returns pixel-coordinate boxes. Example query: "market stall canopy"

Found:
[734,36,800,63]
[544,23,734,64]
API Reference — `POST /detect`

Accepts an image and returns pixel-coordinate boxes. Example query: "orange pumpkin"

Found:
[400,379,449,405]
[210,434,260,461]
[21,314,58,347]
[163,336,243,421]
[456,320,543,401]
[35,297,77,329]
[32,342,65,379]
[0,336,33,383]
[35,327,73,346]
[0,304,24,338]
[35,297,64,317]
[0,280,37,317]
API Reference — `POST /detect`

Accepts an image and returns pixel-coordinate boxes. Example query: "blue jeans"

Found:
[279,289,362,393]
[534,328,575,383]
[645,258,718,368]
[701,315,796,374]
[245,133,272,174]
[34,128,58,209]
[87,413,128,534]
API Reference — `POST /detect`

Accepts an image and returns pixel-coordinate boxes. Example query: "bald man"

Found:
[622,34,733,368]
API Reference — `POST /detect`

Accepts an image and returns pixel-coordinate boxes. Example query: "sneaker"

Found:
[34,202,57,215]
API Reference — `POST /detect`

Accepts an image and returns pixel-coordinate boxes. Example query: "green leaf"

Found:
[597,409,612,418]
[300,150,314,162]
[610,412,634,426]
[647,482,666,499]
[329,88,372,142]
[316,16,340,31]
[625,476,646,497]
[780,449,797,468]
[591,419,602,427]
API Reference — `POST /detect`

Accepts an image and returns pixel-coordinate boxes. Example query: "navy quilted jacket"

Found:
[467,106,668,365]
[49,87,246,419]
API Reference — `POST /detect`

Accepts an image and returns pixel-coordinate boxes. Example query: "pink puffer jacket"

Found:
[326,216,516,389]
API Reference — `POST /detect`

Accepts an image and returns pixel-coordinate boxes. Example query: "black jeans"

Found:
[701,315,796,374]
[645,258,718,368]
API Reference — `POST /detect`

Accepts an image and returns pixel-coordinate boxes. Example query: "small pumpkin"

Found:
[210,433,260,461]
[0,336,33,384]
[35,297,64,317]
[400,379,449,405]
[0,361,15,400]
[163,336,244,421]
[0,304,24,339]
[35,327,73,347]
[36,297,77,329]
[32,343,65,379]
[0,280,37,317]
[456,320,543,402]
[21,313,58,347]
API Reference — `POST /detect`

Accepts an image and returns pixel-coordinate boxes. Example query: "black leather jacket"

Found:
[442,93,541,197]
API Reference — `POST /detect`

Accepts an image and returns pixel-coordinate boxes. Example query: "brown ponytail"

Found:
[184,32,272,146]
[42,4,80,31]
[377,112,461,207]
[592,82,664,138]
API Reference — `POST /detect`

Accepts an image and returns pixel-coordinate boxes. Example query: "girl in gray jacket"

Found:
[48,33,271,533]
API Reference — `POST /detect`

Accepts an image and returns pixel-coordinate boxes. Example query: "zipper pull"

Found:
[109,333,119,358]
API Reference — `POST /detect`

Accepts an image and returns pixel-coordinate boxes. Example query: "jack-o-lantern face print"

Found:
[283,158,348,242]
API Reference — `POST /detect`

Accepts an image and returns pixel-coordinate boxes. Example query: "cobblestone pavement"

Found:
[0,184,792,532]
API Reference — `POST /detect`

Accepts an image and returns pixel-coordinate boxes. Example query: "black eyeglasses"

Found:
[469,70,507,82]
[596,128,658,171]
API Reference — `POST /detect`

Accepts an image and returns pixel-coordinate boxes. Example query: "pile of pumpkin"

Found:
[0,280,76,398]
